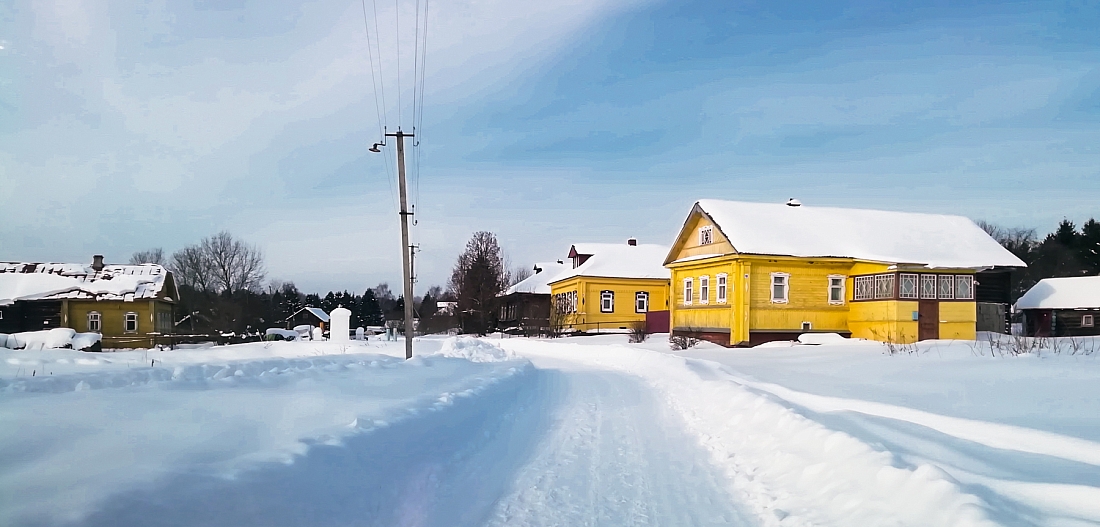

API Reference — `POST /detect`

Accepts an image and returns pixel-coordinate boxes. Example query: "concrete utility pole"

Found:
[385,129,416,359]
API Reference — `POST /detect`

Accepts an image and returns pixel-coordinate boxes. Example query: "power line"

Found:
[395,0,402,128]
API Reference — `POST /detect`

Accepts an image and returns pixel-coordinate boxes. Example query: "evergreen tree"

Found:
[359,289,384,326]
[321,291,338,313]
[304,293,322,308]
[1078,218,1100,274]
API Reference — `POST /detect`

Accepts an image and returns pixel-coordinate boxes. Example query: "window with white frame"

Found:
[87,311,101,332]
[699,225,713,245]
[699,276,710,304]
[899,274,919,299]
[955,275,974,300]
[770,273,789,303]
[683,278,693,305]
[920,275,938,299]
[124,312,138,333]
[716,273,728,303]
[874,274,895,300]
[938,275,955,300]
[854,276,874,300]
[635,292,649,313]
[600,290,614,313]
[828,276,845,304]
[569,291,577,313]
[1083,314,1095,328]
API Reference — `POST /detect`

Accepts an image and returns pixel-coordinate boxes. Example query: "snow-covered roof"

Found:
[504,261,568,295]
[289,306,330,323]
[687,200,1025,269]
[551,243,671,283]
[1015,276,1100,310]
[0,262,173,306]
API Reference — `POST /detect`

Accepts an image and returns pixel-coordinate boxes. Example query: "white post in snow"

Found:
[330,307,351,342]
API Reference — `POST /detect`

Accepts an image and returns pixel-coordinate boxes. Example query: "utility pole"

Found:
[385,129,416,359]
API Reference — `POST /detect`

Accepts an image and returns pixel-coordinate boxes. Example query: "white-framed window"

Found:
[854,276,874,300]
[87,311,101,332]
[1083,314,1095,328]
[828,275,845,305]
[716,273,728,303]
[874,274,895,300]
[699,275,710,304]
[683,278,693,306]
[801,321,812,331]
[955,275,974,300]
[920,275,938,299]
[899,274,919,300]
[600,290,614,313]
[635,292,649,313]
[699,225,713,245]
[124,312,138,333]
[938,275,955,300]
[770,273,789,304]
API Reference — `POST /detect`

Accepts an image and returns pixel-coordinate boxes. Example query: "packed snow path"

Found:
[485,357,753,527]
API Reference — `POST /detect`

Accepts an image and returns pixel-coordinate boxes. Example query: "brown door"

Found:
[918,300,939,341]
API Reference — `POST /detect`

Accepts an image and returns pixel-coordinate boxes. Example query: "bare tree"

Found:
[170,245,214,292]
[508,264,533,287]
[449,231,507,335]
[129,248,166,265]
[201,231,266,294]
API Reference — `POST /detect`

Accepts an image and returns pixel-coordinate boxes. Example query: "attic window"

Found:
[699,226,713,245]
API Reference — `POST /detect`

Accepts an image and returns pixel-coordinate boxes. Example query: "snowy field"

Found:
[2,334,1098,526]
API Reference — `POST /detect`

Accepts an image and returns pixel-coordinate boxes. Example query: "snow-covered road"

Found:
[4,335,1099,526]
[486,357,754,527]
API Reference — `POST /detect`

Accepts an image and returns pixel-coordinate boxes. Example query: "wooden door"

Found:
[918,300,939,341]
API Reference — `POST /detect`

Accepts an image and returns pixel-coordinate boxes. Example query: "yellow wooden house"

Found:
[664,199,1025,346]
[547,239,670,333]
[0,258,179,349]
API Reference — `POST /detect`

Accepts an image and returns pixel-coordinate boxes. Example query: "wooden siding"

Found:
[668,211,736,262]
[550,276,669,332]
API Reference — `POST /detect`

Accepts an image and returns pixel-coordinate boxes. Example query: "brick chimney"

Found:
[627,238,637,246]
[91,255,105,272]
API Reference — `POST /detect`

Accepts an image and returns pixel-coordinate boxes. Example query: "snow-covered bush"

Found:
[1,329,101,351]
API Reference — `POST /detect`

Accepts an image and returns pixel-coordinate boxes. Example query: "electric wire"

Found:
[359,0,397,212]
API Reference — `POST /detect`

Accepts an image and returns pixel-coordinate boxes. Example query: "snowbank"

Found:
[1,328,101,351]
[433,336,514,362]
[0,337,531,526]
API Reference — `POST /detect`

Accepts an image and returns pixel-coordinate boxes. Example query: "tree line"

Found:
[131,232,453,336]
[978,218,1100,301]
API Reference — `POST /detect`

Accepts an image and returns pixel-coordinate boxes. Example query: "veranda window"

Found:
[899,274,919,300]
[874,274,895,300]
[938,275,955,300]
[921,275,938,299]
[955,275,974,300]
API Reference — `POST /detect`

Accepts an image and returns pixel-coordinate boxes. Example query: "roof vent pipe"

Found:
[786,198,802,207]
[627,238,638,246]
[91,255,105,272]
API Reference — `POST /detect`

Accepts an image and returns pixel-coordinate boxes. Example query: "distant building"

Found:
[0,256,179,348]
[498,261,567,334]
[1015,276,1100,337]
[286,306,329,330]
[664,200,1025,346]
[548,240,671,333]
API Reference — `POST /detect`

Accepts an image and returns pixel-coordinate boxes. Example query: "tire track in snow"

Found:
[485,363,755,527]
[502,341,1001,527]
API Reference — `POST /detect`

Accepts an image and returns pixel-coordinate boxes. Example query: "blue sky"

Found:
[2,0,1099,293]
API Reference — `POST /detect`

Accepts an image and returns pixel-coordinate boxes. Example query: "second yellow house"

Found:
[548,239,670,333]
[665,199,1025,346]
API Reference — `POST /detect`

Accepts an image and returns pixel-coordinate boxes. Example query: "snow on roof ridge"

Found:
[552,243,671,283]
[1015,275,1100,310]
[692,199,1025,269]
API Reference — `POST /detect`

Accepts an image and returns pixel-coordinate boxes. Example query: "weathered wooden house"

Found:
[664,199,1025,346]
[1014,276,1100,337]
[498,261,567,334]
[286,306,329,331]
[0,257,179,348]
[548,240,671,333]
